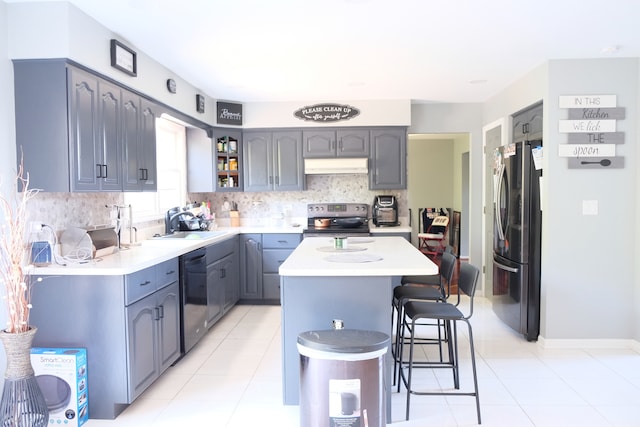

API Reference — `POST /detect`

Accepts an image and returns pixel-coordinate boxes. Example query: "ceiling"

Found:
[8,0,640,103]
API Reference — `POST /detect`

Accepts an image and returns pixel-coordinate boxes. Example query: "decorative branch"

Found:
[0,161,40,333]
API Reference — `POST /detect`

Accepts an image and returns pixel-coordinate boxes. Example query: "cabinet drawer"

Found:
[263,273,281,301]
[262,233,301,249]
[263,249,293,273]
[125,266,156,306]
[156,258,179,290]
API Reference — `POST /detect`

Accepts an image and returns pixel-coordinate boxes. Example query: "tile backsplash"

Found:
[27,174,406,239]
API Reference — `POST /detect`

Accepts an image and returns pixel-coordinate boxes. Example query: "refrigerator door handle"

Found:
[494,163,506,242]
[493,258,519,273]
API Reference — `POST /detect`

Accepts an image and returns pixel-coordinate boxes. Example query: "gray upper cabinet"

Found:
[273,131,304,191]
[303,129,369,157]
[369,128,407,190]
[72,67,122,191]
[513,103,543,142]
[243,131,272,192]
[13,59,157,192]
[243,130,304,191]
[122,93,158,191]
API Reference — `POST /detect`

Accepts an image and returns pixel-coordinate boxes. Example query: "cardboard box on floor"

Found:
[31,348,88,427]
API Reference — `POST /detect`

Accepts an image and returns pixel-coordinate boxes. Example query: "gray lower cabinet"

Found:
[13,59,157,192]
[29,257,180,419]
[126,280,180,400]
[239,234,262,300]
[243,130,304,191]
[239,233,301,303]
[206,236,239,324]
[369,128,407,189]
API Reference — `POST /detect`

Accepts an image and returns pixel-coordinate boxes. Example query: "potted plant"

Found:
[0,163,48,426]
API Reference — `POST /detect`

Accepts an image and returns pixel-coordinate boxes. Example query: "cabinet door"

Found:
[97,81,123,191]
[122,90,141,191]
[126,295,158,400]
[263,273,281,301]
[223,251,239,312]
[337,129,369,157]
[68,67,101,192]
[302,130,336,157]
[156,282,180,373]
[240,234,263,300]
[243,132,273,192]
[139,99,158,191]
[273,131,304,191]
[369,128,407,189]
[513,103,543,142]
[527,104,543,140]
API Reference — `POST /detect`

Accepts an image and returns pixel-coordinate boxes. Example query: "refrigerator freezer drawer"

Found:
[492,254,528,336]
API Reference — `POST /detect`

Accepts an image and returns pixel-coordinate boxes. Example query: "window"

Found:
[124,115,187,220]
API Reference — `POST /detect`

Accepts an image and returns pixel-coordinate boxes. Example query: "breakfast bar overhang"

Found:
[278,236,438,421]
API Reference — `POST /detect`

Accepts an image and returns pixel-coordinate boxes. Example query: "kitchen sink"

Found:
[153,231,227,240]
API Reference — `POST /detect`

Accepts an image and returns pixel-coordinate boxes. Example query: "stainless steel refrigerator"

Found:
[492,140,542,341]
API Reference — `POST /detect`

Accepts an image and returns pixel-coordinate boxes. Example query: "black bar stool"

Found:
[397,262,481,424]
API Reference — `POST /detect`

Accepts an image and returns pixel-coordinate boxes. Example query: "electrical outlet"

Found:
[28,221,43,233]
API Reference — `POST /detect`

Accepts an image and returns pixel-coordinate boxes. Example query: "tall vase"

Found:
[0,327,49,427]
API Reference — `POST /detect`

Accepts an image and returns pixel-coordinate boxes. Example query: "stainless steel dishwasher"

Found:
[180,247,208,354]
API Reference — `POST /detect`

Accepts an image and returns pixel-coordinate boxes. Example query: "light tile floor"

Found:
[85,297,640,426]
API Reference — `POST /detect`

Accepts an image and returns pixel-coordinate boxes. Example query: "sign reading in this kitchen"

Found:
[217,102,243,125]
[294,103,360,122]
[558,94,624,169]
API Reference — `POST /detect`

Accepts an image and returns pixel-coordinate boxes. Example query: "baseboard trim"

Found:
[538,336,640,350]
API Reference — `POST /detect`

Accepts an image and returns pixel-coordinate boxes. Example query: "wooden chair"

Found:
[418,215,450,258]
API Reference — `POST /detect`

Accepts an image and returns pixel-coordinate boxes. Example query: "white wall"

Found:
[485,58,640,341]
[243,100,411,128]
[7,2,217,126]
[0,0,12,386]
[543,58,638,340]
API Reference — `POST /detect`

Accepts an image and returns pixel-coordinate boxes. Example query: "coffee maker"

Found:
[372,195,399,226]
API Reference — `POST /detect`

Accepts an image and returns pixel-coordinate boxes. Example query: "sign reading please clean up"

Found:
[294,103,360,122]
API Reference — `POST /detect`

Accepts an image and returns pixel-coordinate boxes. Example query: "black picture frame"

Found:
[196,94,205,113]
[110,39,137,77]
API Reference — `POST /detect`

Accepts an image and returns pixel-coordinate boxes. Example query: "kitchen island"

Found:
[278,236,438,420]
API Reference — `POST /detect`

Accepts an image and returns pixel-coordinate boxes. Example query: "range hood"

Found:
[304,158,368,175]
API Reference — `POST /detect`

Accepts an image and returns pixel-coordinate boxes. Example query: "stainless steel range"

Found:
[303,203,370,237]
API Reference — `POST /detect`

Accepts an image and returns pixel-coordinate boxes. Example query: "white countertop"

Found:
[279,236,437,277]
[368,219,412,234]
[30,225,305,276]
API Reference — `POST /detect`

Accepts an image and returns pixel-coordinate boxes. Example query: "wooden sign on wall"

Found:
[558,94,624,169]
[217,102,243,125]
[293,103,360,122]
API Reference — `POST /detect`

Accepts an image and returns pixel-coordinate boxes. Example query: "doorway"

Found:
[407,133,470,258]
